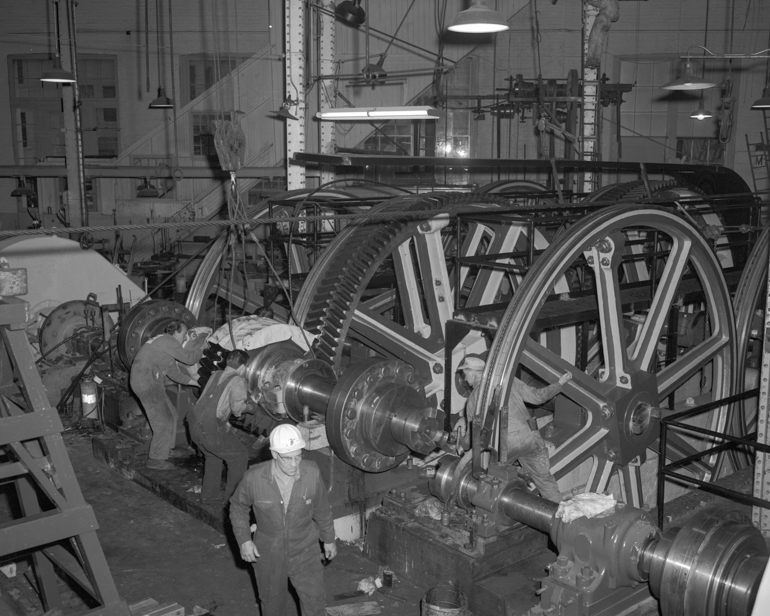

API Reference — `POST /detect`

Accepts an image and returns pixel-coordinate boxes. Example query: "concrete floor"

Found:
[1,427,760,616]
[0,430,434,616]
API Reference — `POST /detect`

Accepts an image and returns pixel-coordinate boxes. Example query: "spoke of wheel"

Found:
[586,456,615,494]
[617,463,644,508]
[656,334,730,400]
[522,341,609,412]
[414,229,454,328]
[630,235,691,372]
[550,425,609,477]
[587,236,632,387]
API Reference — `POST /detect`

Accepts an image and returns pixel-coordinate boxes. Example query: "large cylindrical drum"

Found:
[422,584,467,616]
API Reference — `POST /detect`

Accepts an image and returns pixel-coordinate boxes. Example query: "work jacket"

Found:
[190,370,238,434]
[230,459,335,557]
[130,334,199,393]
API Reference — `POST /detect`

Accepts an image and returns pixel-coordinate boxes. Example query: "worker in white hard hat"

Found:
[454,355,572,503]
[229,424,336,616]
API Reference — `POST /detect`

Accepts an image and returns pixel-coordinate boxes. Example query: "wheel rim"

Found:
[480,205,737,508]
[185,188,371,326]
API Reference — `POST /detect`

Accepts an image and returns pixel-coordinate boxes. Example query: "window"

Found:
[192,112,231,158]
[8,55,119,164]
[181,55,250,106]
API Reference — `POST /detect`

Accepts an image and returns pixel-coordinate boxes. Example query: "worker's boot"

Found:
[146,459,175,470]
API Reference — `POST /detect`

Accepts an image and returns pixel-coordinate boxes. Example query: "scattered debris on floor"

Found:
[129,597,185,616]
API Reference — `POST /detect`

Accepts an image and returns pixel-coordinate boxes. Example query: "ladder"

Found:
[0,296,129,616]
[744,131,770,195]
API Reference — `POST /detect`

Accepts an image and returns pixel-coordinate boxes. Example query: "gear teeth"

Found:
[299,193,510,371]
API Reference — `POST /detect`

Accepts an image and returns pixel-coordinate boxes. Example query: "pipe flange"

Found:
[326,359,426,472]
[117,300,196,368]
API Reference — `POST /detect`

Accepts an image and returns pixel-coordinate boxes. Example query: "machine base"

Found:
[365,490,549,615]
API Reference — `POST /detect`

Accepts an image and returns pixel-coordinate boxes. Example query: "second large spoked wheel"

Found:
[479,205,737,508]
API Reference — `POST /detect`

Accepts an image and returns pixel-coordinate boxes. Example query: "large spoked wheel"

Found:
[479,205,737,508]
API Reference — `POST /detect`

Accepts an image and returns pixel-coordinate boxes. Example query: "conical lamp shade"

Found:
[448,0,509,34]
[41,57,76,84]
[661,60,716,90]
[149,86,174,109]
[752,86,770,110]
[335,0,365,27]
[271,107,299,121]
[690,100,713,120]
[137,180,161,198]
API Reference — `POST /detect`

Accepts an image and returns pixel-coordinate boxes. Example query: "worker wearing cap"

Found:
[189,349,255,505]
[230,424,336,616]
[455,356,571,503]
[130,320,201,471]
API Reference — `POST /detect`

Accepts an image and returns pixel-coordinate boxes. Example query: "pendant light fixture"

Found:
[149,0,174,109]
[448,0,509,34]
[271,96,299,121]
[690,98,713,121]
[335,0,365,27]
[136,178,161,198]
[41,1,76,83]
[10,177,36,198]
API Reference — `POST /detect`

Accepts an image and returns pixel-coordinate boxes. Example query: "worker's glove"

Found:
[240,540,259,562]
[558,371,572,386]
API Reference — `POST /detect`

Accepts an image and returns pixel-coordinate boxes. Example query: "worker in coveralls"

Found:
[454,356,571,503]
[188,349,253,504]
[230,424,336,616]
[130,320,200,470]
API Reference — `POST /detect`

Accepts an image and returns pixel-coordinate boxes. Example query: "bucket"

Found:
[422,584,468,616]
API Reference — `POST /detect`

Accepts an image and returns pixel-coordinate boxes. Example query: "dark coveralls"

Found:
[129,334,199,461]
[230,460,335,616]
[466,377,563,502]
[188,369,249,501]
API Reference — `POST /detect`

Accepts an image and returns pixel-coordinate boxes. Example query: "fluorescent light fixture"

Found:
[316,106,440,121]
[448,0,509,34]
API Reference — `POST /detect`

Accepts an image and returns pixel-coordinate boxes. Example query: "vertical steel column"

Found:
[318,1,336,186]
[285,0,306,189]
[581,3,600,194]
[57,0,85,228]
[754,245,770,536]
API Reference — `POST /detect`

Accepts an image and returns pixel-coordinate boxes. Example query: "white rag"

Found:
[556,493,617,523]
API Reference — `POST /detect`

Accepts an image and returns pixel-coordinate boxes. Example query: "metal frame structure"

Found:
[0,297,128,616]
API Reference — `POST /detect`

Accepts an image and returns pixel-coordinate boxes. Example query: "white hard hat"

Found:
[269,424,306,454]
[458,356,485,371]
